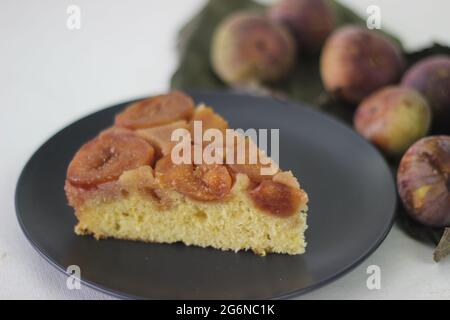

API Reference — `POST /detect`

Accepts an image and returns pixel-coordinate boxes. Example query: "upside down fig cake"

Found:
[65,91,309,255]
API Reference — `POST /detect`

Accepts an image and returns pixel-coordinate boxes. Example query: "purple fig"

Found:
[211,12,296,87]
[321,25,404,104]
[354,86,431,156]
[397,136,450,227]
[401,55,450,132]
[268,0,335,54]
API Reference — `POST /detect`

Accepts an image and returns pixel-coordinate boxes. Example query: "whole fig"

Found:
[268,0,335,54]
[397,136,450,227]
[321,25,404,104]
[211,12,296,87]
[401,55,450,132]
[354,86,431,156]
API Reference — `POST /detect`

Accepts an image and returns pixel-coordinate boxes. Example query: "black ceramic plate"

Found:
[15,91,396,299]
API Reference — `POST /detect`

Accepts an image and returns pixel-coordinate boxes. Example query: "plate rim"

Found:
[15,90,397,299]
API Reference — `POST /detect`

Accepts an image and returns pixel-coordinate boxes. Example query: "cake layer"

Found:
[74,174,308,255]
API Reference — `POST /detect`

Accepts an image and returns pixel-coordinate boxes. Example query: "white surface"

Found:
[0,0,449,300]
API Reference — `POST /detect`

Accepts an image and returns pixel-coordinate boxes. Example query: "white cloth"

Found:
[1,0,449,299]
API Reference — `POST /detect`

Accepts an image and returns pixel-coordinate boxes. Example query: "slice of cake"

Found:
[65,91,308,255]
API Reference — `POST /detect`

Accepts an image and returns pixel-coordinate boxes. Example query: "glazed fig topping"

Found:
[250,179,305,217]
[189,105,229,134]
[226,136,279,182]
[66,91,308,218]
[155,155,232,201]
[67,133,155,188]
[115,91,194,130]
[136,120,190,157]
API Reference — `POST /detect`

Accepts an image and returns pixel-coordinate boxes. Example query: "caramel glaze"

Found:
[65,91,307,217]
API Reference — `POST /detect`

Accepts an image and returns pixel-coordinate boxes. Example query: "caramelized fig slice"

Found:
[115,91,194,130]
[67,133,155,188]
[226,135,279,182]
[250,180,305,217]
[155,155,232,201]
[99,126,134,137]
[189,105,229,134]
[136,120,189,156]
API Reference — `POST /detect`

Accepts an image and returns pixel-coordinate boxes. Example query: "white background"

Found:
[1,0,449,299]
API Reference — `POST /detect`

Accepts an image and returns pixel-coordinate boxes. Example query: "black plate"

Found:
[15,91,396,299]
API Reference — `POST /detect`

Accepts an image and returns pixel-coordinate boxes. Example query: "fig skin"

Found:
[397,136,450,227]
[401,55,450,132]
[354,86,431,156]
[320,25,404,104]
[211,12,296,87]
[268,0,335,54]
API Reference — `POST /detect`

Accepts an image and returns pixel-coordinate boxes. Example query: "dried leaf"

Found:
[434,228,450,262]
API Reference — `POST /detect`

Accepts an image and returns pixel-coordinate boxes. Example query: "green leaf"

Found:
[405,43,450,67]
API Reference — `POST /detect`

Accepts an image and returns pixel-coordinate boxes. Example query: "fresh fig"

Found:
[211,12,296,87]
[268,0,335,53]
[401,55,450,132]
[321,25,404,104]
[397,136,450,227]
[354,86,431,156]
